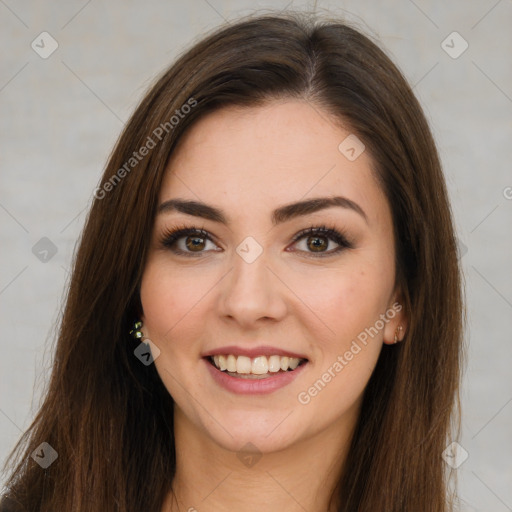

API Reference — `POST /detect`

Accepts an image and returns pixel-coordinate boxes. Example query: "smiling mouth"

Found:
[208,354,308,379]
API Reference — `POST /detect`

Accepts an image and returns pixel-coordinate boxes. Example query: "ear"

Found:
[382,289,408,345]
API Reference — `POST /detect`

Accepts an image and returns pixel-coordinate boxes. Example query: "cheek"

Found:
[297,270,388,410]
[300,265,387,333]
[292,259,393,390]
[140,261,197,341]
[140,259,210,327]
[139,263,206,396]
[139,260,223,376]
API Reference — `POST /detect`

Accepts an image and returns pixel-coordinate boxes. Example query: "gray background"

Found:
[1,1,511,510]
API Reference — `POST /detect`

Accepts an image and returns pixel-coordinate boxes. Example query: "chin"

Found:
[201,408,305,455]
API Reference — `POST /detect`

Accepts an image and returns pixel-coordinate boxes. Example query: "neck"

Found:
[163,407,359,512]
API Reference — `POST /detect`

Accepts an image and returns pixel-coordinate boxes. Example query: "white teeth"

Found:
[268,355,281,373]
[289,358,300,370]
[236,355,252,374]
[251,356,268,375]
[210,354,305,374]
[226,354,237,372]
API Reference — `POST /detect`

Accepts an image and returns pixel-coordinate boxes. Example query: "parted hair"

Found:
[2,11,465,512]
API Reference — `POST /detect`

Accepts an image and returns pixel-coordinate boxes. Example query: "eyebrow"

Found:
[158,196,368,226]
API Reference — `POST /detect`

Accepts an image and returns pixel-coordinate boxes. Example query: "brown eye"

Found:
[185,235,206,251]
[306,235,329,252]
[289,226,353,258]
[160,227,220,257]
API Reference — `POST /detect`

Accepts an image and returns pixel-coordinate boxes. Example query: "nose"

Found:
[217,248,288,329]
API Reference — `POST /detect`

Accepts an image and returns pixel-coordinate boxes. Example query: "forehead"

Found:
[160,100,387,226]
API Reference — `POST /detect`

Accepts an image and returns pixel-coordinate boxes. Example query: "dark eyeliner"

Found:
[159,223,353,257]
[289,224,354,256]
[159,225,215,257]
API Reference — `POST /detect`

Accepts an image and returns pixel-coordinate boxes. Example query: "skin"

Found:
[139,99,407,512]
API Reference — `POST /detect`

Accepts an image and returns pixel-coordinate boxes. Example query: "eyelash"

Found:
[159,223,354,258]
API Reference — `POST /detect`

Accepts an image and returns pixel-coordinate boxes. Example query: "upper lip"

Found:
[202,345,308,360]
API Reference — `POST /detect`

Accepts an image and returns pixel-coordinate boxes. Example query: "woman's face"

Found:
[140,99,407,454]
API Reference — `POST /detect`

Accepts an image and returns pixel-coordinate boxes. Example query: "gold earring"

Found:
[129,320,143,340]
[393,325,403,344]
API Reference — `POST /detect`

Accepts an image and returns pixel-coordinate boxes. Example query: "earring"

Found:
[393,325,403,344]
[129,320,144,340]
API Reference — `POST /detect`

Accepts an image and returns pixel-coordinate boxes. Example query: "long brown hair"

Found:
[2,11,465,511]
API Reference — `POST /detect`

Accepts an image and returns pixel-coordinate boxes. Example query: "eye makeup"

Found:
[158,222,354,258]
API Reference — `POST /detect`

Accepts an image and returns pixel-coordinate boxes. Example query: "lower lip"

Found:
[204,358,308,395]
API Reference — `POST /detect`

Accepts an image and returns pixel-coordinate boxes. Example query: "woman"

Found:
[1,11,465,512]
